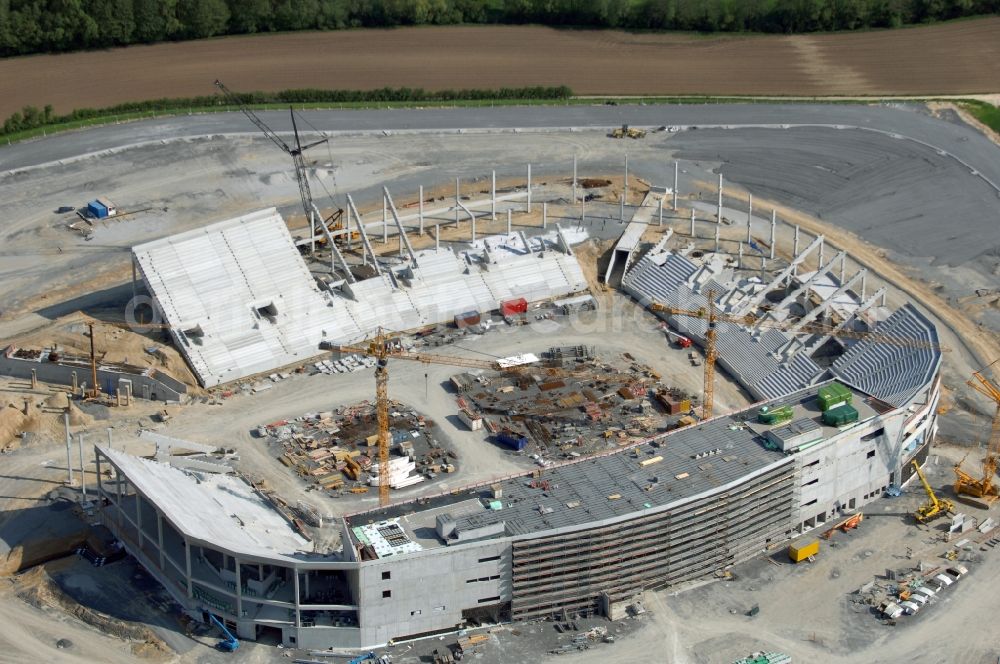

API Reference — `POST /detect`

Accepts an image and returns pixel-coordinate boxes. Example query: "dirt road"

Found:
[1,19,999,118]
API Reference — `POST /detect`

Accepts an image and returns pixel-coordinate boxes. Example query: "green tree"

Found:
[84,0,135,44]
[227,0,271,33]
[176,0,229,38]
[272,0,319,30]
[132,0,178,42]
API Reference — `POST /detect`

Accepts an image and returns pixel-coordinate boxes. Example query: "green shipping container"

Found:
[817,382,852,411]
[758,404,794,425]
[823,403,859,427]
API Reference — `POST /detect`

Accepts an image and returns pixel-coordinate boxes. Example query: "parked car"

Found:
[906,593,928,606]
[913,586,936,600]
[900,600,921,615]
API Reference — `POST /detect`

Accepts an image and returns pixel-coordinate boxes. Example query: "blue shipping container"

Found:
[88,200,108,218]
[497,431,527,451]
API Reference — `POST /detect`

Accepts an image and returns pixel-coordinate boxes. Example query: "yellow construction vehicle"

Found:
[912,459,954,523]
[610,124,646,139]
[953,367,1000,505]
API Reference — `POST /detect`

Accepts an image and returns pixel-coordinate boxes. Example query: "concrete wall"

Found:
[0,354,186,402]
[355,538,509,646]
[795,380,940,531]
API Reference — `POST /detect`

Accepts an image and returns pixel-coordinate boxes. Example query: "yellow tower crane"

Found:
[337,330,588,507]
[649,295,946,421]
[954,366,1000,504]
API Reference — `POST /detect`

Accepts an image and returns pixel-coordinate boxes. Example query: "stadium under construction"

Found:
[92,177,941,650]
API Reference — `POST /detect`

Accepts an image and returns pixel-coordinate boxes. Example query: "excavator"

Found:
[953,367,1000,506]
[912,459,954,523]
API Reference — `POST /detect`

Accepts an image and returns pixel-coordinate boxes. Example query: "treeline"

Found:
[0,85,573,136]
[1,0,999,56]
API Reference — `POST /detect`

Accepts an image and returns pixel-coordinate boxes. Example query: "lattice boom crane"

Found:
[954,366,1000,503]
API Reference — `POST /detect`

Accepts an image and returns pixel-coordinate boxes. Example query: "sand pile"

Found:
[0,403,28,448]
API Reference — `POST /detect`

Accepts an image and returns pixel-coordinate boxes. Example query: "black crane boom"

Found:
[213,79,328,224]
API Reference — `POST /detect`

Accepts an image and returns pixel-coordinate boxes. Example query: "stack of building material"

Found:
[367,456,423,489]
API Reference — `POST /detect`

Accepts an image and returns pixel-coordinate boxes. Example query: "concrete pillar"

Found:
[840,253,847,283]
[818,237,825,270]
[455,177,460,227]
[310,208,316,254]
[717,173,723,224]
[770,210,777,260]
[435,224,440,251]
[673,161,679,210]
[131,256,137,302]
[881,290,887,306]
[658,197,663,227]
[507,209,512,235]
[71,371,77,394]
[185,540,193,598]
[77,433,87,502]
[235,556,242,618]
[30,369,37,390]
[491,172,496,221]
[526,164,532,213]
[418,186,425,235]
[746,193,753,244]
[64,410,73,486]
[573,154,578,202]
[107,427,113,450]
[471,213,476,244]
[738,242,744,269]
[293,571,301,628]
[620,194,625,222]
[690,208,696,237]
[542,202,548,229]
[793,226,801,277]
[158,513,165,569]
[714,218,720,251]
[345,204,353,251]
[382,195,388,243]
[624,153,629,203]
[581,197,586,225]
[861,274,867,301]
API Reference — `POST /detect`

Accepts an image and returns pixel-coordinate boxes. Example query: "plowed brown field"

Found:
[1,18,999,118]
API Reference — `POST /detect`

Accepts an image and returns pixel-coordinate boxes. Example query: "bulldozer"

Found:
[610,124,646,139]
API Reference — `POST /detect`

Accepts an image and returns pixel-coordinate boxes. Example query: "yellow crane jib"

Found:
[912,459,954,523]
[954,367,1000,504]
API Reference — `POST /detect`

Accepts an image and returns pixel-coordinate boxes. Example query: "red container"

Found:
[500,297,528,316]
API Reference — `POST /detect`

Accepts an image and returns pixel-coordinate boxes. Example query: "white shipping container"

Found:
[458,409,483,431]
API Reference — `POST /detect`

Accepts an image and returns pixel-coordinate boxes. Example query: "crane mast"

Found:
[371,329,392,507]
[702,293,717,420]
